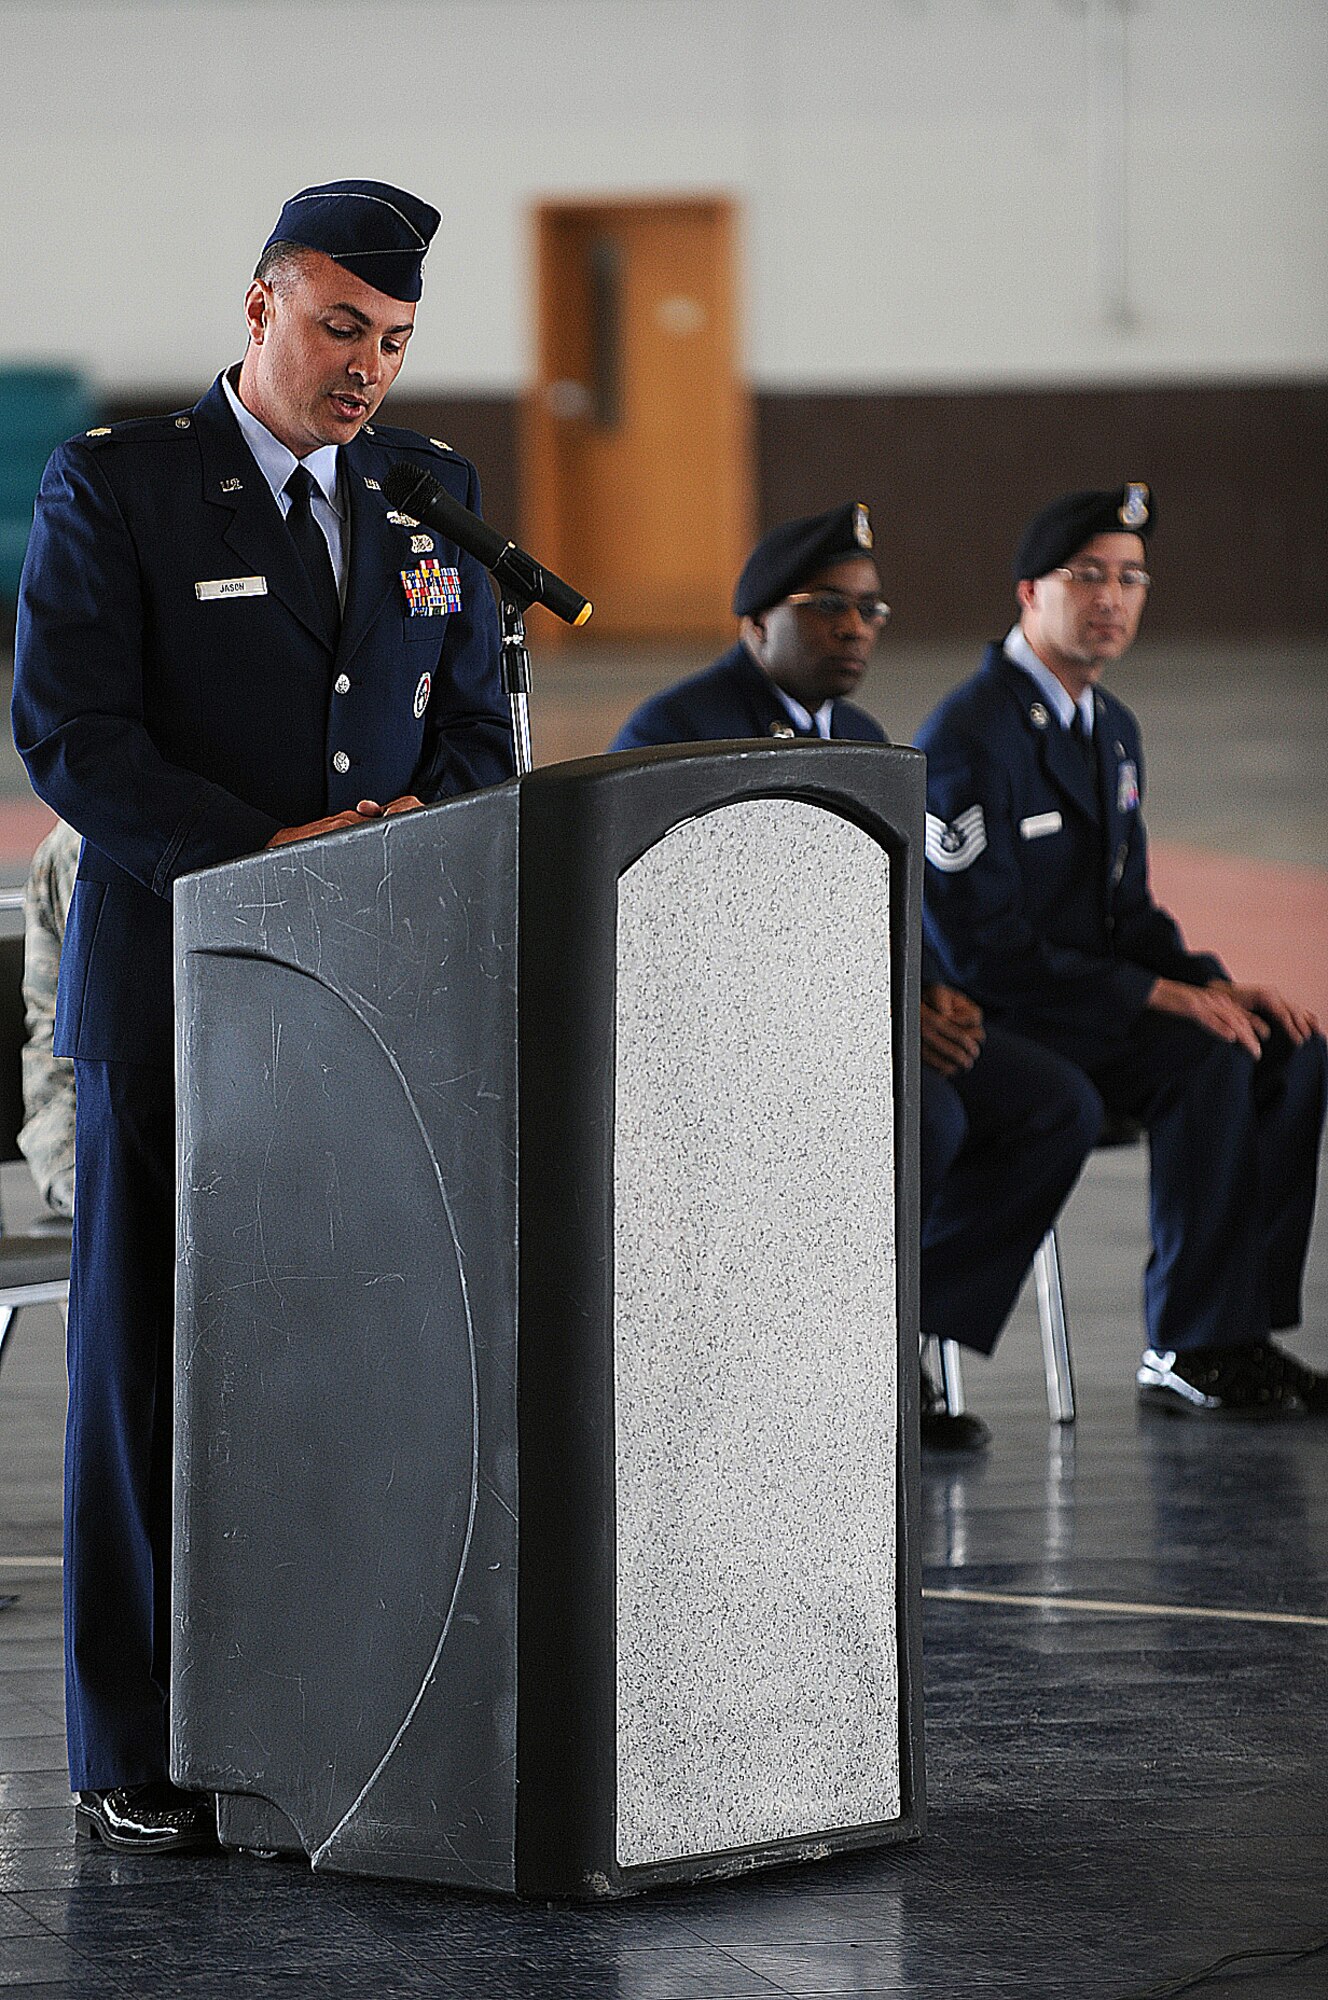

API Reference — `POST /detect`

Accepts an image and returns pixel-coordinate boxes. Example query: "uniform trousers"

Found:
[920,1024,1102,1355]
[1076,1014,1327,1354]
[64,1059,176,1791]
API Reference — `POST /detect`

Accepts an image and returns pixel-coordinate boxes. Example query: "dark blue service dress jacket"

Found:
[13,375,511,1066]
[610,643,887,753]
[915,643,1224,1068]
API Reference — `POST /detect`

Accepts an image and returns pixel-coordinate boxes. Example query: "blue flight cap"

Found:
[262,180,441,302]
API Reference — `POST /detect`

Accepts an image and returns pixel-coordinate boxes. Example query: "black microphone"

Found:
[383,462,592,628]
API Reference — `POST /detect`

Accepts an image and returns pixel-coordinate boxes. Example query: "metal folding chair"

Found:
[925,1116,1143,1427]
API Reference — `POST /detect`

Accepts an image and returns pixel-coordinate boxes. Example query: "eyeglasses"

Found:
[784,590,891,624]
[1053,564,1151,594]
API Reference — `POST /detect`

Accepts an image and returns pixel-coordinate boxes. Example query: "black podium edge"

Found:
[513,742,926,1898]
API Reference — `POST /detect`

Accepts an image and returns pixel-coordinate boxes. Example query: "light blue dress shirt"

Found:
[222,367,348,604]
[1004,624,1095,737]
[772,683,834,738]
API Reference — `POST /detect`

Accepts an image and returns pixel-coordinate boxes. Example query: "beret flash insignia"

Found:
[1118,482,1150,530]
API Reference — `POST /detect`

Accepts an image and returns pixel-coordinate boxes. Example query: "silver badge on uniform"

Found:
[1029,702,1049,729]
[220,477,243,494]
[410,533,434,554]
[413,672,432,719]
[1118,482,1150,529]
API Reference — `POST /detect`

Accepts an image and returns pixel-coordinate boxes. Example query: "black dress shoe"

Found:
[1137,1342,1307,1417]
[75,1783,217,1854]
[920,1360,991,1452]
[1264,1340,1328,1413]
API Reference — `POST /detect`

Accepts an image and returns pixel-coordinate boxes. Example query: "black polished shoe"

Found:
[1137,1342,1307,1418]
[920,1360,991,1452]
[1264,1340,1328,1414]
[75,1783,218,1854]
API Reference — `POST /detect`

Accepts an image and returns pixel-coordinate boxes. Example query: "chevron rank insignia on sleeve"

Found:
[925,805,987,872]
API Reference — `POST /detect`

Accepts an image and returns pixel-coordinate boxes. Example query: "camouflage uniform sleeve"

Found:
[17,820,81,1216]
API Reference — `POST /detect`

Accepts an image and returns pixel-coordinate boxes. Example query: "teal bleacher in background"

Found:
[0,368,96,606]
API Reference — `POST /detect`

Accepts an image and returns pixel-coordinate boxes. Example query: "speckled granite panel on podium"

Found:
[612,801,898,1867]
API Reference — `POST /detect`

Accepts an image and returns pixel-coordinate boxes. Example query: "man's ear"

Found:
[739,612,768,664]
[1015,578,1038,616]
[244,280,269,346]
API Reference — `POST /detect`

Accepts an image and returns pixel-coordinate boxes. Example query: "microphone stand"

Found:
[499,594,534,778]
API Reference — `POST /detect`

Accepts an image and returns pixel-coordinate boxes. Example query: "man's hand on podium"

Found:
[265,797,425,849]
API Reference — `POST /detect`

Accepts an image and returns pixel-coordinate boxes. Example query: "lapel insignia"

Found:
[925,805,987,873]
[401,559,461,616]
[220,477,243,494]
[1116,759,1140,812]
[175,416,191,430]
[1029,701,1049,729]
[363,476,381,491]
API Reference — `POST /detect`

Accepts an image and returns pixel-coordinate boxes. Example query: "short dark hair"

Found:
[252,240,314,290]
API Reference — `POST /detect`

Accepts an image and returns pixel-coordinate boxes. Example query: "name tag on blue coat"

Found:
[195,576,267,601]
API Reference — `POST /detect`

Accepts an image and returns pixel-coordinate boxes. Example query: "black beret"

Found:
[263,180,441,303]
[1014,484,1154,582]
[733,503,875,617]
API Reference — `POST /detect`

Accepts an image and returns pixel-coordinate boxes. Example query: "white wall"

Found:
[3,0,1325,393]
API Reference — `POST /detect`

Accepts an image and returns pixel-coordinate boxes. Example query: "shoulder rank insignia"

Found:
[86,426,112,438]
[401,559,461,616]
[1118,482,1150,529]
[925,805,987,873]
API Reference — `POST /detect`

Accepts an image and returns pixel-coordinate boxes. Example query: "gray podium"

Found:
[171,743,925,1897]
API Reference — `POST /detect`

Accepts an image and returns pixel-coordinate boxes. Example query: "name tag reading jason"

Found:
[195,575,268,602]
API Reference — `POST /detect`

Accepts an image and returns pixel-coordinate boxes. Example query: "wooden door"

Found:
[524,199,751,641]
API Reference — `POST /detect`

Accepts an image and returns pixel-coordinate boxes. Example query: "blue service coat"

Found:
[611,643,887,753]
[13,374,510,1065]
[916,643,1224,1067]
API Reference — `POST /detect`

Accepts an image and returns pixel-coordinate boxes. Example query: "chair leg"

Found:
[938,1338,966,1416]
[0,1306,16,1378]
[922,1334,967,1417]
[1034,1228,1076,1425]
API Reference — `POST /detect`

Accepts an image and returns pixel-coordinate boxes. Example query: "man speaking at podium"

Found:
[13,180,510,1851]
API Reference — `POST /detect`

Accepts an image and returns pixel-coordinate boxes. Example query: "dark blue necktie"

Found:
[284,465,341,640]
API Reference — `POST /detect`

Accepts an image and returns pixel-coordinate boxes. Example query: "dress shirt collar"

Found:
[1004,623,1095,734]
[222,365,341,513]
[771,681,834,738]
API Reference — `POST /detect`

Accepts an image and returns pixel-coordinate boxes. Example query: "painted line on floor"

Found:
[923,1586,1328,1629]
[0,1556,62,1571]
